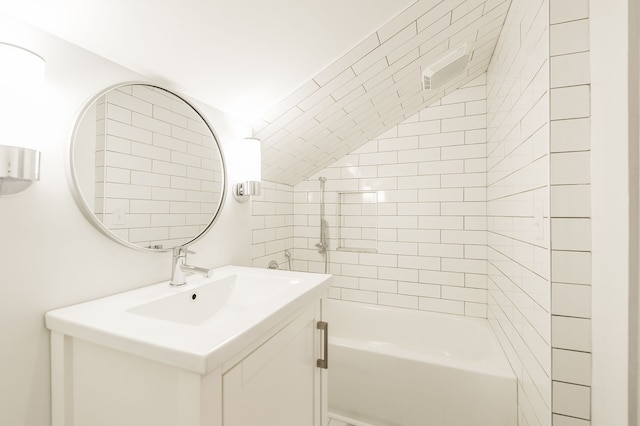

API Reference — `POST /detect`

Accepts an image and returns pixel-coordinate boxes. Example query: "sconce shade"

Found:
[0,44,44,197]
[240,138,261,182]
[0,43,45,92]
[233,138,262,203]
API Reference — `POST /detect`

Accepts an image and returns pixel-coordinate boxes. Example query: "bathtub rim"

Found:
[329,411,376,426]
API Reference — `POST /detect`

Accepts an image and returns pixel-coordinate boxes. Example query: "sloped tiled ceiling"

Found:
[257,0,511,185]
[4,0,511,187]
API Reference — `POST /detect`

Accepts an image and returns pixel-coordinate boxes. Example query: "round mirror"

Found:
[69,83,226,251]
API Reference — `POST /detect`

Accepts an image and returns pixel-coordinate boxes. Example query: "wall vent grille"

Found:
[423,45,468,90]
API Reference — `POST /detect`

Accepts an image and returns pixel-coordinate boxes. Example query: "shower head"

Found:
[318,177,327,182]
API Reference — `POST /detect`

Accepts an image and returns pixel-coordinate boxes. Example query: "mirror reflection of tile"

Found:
[88,85,224,249]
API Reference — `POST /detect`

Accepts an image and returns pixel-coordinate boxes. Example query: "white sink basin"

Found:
[127,273,296,325]
[45,265,331,374]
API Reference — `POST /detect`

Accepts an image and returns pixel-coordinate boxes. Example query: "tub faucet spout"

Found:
[170,246,213,286]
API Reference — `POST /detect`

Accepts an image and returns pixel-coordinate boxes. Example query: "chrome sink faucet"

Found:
[170,246,213,286]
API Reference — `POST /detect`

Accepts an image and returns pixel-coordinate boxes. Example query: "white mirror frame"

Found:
[67,82,227,252]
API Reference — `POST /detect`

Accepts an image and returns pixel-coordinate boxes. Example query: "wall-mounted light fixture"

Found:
[0,42,45,197]
[0,145,40,196]
[233,137,261,203]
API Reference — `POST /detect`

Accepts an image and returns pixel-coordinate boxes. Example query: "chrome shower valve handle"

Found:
[315,240,328,254]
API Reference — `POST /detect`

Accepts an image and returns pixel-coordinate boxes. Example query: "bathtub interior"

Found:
[326,299,517,426]
[328,301,495,361]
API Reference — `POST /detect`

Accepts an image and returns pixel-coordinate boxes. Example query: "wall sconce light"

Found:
[0,145,41,196]
[233,137,262,203]
[0,43,45,197]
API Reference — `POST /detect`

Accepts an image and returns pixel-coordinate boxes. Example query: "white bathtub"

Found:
[327,300,517,426]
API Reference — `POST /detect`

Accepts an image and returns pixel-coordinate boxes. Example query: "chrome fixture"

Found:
[234,180,261,202]
[0,145,40,196]
[233,137,262,203]
[315,177,329,273]
[284,249,292,271]
[314,239,328,254]
[267,260,279,270]
[315,177,328,254]
[170,246,213,286]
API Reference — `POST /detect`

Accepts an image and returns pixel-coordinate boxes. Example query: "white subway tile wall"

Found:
[250,181,295,269]
[95,86,223,249]
[549,0,591,424]
[486,0,551,425]
[291,75,489,317]
[249,2,594,425]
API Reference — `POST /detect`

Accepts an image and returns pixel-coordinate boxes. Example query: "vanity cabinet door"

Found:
[222,302,324,426]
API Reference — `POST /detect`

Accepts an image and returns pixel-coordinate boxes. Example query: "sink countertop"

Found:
[45,265,331,375]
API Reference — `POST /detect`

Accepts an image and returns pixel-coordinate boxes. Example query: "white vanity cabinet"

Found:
[222,302,324,426]
[51,300,327,426]
[46,266,331,426]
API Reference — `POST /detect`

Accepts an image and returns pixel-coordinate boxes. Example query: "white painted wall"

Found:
[0,14,251,426]
[636,2,640,422]
[590,0,635,425]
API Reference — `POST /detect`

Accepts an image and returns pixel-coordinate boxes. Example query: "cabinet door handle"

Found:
[317,321,328,369]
